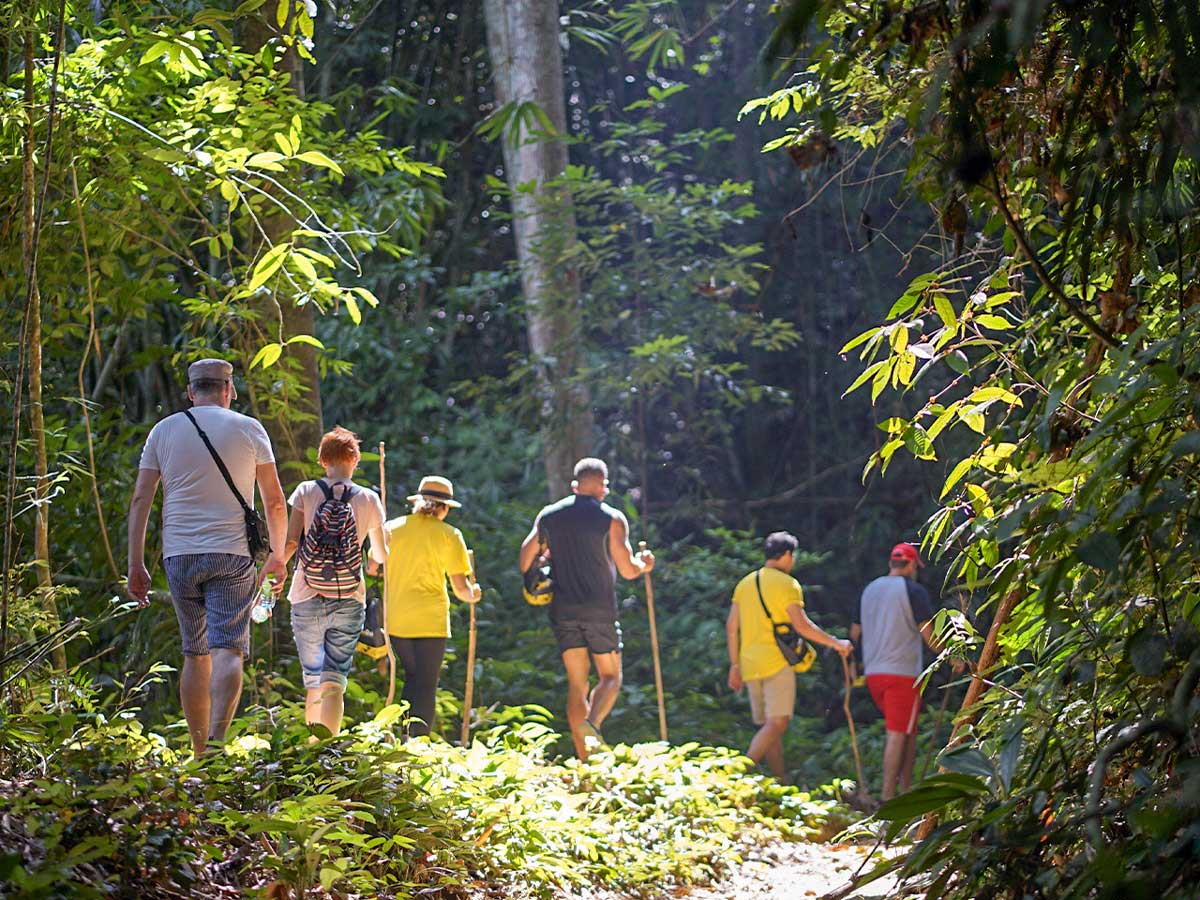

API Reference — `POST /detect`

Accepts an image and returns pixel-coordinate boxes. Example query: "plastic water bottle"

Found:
[251,577,276,623]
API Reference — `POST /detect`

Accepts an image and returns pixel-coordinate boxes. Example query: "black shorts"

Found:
[552,619,623,655]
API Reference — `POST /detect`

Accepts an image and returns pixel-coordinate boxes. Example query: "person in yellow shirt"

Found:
[367,475,480,737]
[725,531,852,779]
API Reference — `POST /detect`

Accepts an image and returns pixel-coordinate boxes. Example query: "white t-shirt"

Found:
[138,406,275,559]
[287,478,386,604]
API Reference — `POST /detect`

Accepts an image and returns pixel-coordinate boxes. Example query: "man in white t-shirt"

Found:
[126,358,288,757]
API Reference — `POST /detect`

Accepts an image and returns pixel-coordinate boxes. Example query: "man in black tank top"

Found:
[519,458,655,759]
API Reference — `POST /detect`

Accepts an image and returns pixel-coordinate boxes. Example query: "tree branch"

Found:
[985,169,1120,350]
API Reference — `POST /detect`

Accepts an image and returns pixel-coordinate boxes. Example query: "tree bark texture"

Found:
[484,0,594,498]
[240,14,323,488]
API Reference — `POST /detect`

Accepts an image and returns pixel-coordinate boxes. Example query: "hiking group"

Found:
[127,358,960,798]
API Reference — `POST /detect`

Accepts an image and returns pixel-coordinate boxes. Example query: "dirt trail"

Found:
[606,841,900,900]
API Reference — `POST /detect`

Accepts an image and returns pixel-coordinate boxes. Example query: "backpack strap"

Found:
[754,570,780,627]
[182,410,255,517]
[315,479,334,502]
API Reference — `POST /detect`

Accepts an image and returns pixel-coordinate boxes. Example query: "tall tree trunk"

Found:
[240,15,323,488]
[483,0,594,498]
[22,22,66,670]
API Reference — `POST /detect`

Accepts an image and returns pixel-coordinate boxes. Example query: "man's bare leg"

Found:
[747,715,790,779]
[764,734,787,781]
[586,651,622,730]
[880,730,908,800]
[208,648,244,744]
[180,654,212,756]
[562,648,593,758]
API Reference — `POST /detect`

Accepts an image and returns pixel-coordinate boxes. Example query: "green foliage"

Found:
[753,1,1200,896]
[474,85,798,522]
[0,0,442,630]
[1,4,966,895]
[0,676,845,897]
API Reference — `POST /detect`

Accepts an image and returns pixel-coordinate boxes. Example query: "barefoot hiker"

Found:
[725,532,852,780]
[849,542,954,800]
[518,458,655,759]
[279,427,387,737]
[126,359,287,756]
[367,476,481,738]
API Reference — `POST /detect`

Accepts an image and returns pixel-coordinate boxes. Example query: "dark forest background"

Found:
[1,0,958,763]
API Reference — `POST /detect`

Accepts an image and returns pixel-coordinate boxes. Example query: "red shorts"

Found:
[866,674,922,735]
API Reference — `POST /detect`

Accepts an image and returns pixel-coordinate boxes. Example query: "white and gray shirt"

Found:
[138,406,274,559]
[854,575,936,678]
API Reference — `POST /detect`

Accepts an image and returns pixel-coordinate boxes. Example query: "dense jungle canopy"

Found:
[2,0,1199,897]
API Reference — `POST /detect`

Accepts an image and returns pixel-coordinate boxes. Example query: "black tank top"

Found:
[537,494,618,622]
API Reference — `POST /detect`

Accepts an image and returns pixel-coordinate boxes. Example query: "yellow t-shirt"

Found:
[383,513,471,638]
[731,567,805,681]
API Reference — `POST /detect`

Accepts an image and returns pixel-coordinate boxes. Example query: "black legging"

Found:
[390,636,446,737]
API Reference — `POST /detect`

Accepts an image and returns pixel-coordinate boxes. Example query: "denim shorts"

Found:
[163,553,257,656]
[290,597,365,690]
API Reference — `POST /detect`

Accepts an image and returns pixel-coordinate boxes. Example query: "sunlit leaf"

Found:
[250,342,283,370]
[296,150,345,176]
[344,295,362,325]
[249,243,288,291]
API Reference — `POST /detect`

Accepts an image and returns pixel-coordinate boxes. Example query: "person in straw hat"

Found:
[367,475,480,737]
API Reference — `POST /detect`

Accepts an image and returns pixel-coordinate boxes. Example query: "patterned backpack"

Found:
[298,481,361,597]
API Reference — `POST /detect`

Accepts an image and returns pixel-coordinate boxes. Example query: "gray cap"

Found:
[187,358,237,398]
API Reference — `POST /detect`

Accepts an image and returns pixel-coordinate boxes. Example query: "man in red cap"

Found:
[849,542,937,800]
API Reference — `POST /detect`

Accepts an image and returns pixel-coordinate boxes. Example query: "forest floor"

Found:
[576,840,899,900]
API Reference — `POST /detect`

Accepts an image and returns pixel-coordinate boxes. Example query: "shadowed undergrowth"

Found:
[0,673,852,899]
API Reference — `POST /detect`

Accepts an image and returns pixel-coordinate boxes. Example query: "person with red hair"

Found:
[281,426,387,736]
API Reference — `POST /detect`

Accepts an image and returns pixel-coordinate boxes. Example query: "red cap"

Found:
[890,542,922,566]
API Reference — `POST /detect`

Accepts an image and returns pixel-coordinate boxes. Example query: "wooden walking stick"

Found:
[461,549,478,746]
[841,653,869,802]
[378,442,397,707]
[639,541,668,742]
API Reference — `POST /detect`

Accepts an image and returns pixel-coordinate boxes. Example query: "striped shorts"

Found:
[163,553,257,656]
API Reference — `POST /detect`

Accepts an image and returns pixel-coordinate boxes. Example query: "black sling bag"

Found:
[755,569,816,673]
[183,410,271,565]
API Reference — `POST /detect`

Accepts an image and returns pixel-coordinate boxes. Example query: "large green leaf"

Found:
[1075,531,1121,571]
[875,774,989,824]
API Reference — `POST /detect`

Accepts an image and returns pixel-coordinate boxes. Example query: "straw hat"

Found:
[407,475,461,508]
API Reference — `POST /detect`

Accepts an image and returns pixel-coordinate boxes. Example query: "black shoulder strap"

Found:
[754,569,779,627]
[315,479,334,502]
[183,410,255,516]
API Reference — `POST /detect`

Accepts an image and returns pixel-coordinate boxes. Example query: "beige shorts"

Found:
[747,665,796,725]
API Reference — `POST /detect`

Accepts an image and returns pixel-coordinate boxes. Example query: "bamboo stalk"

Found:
[71,165,120,583]
[379,442,396,707]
